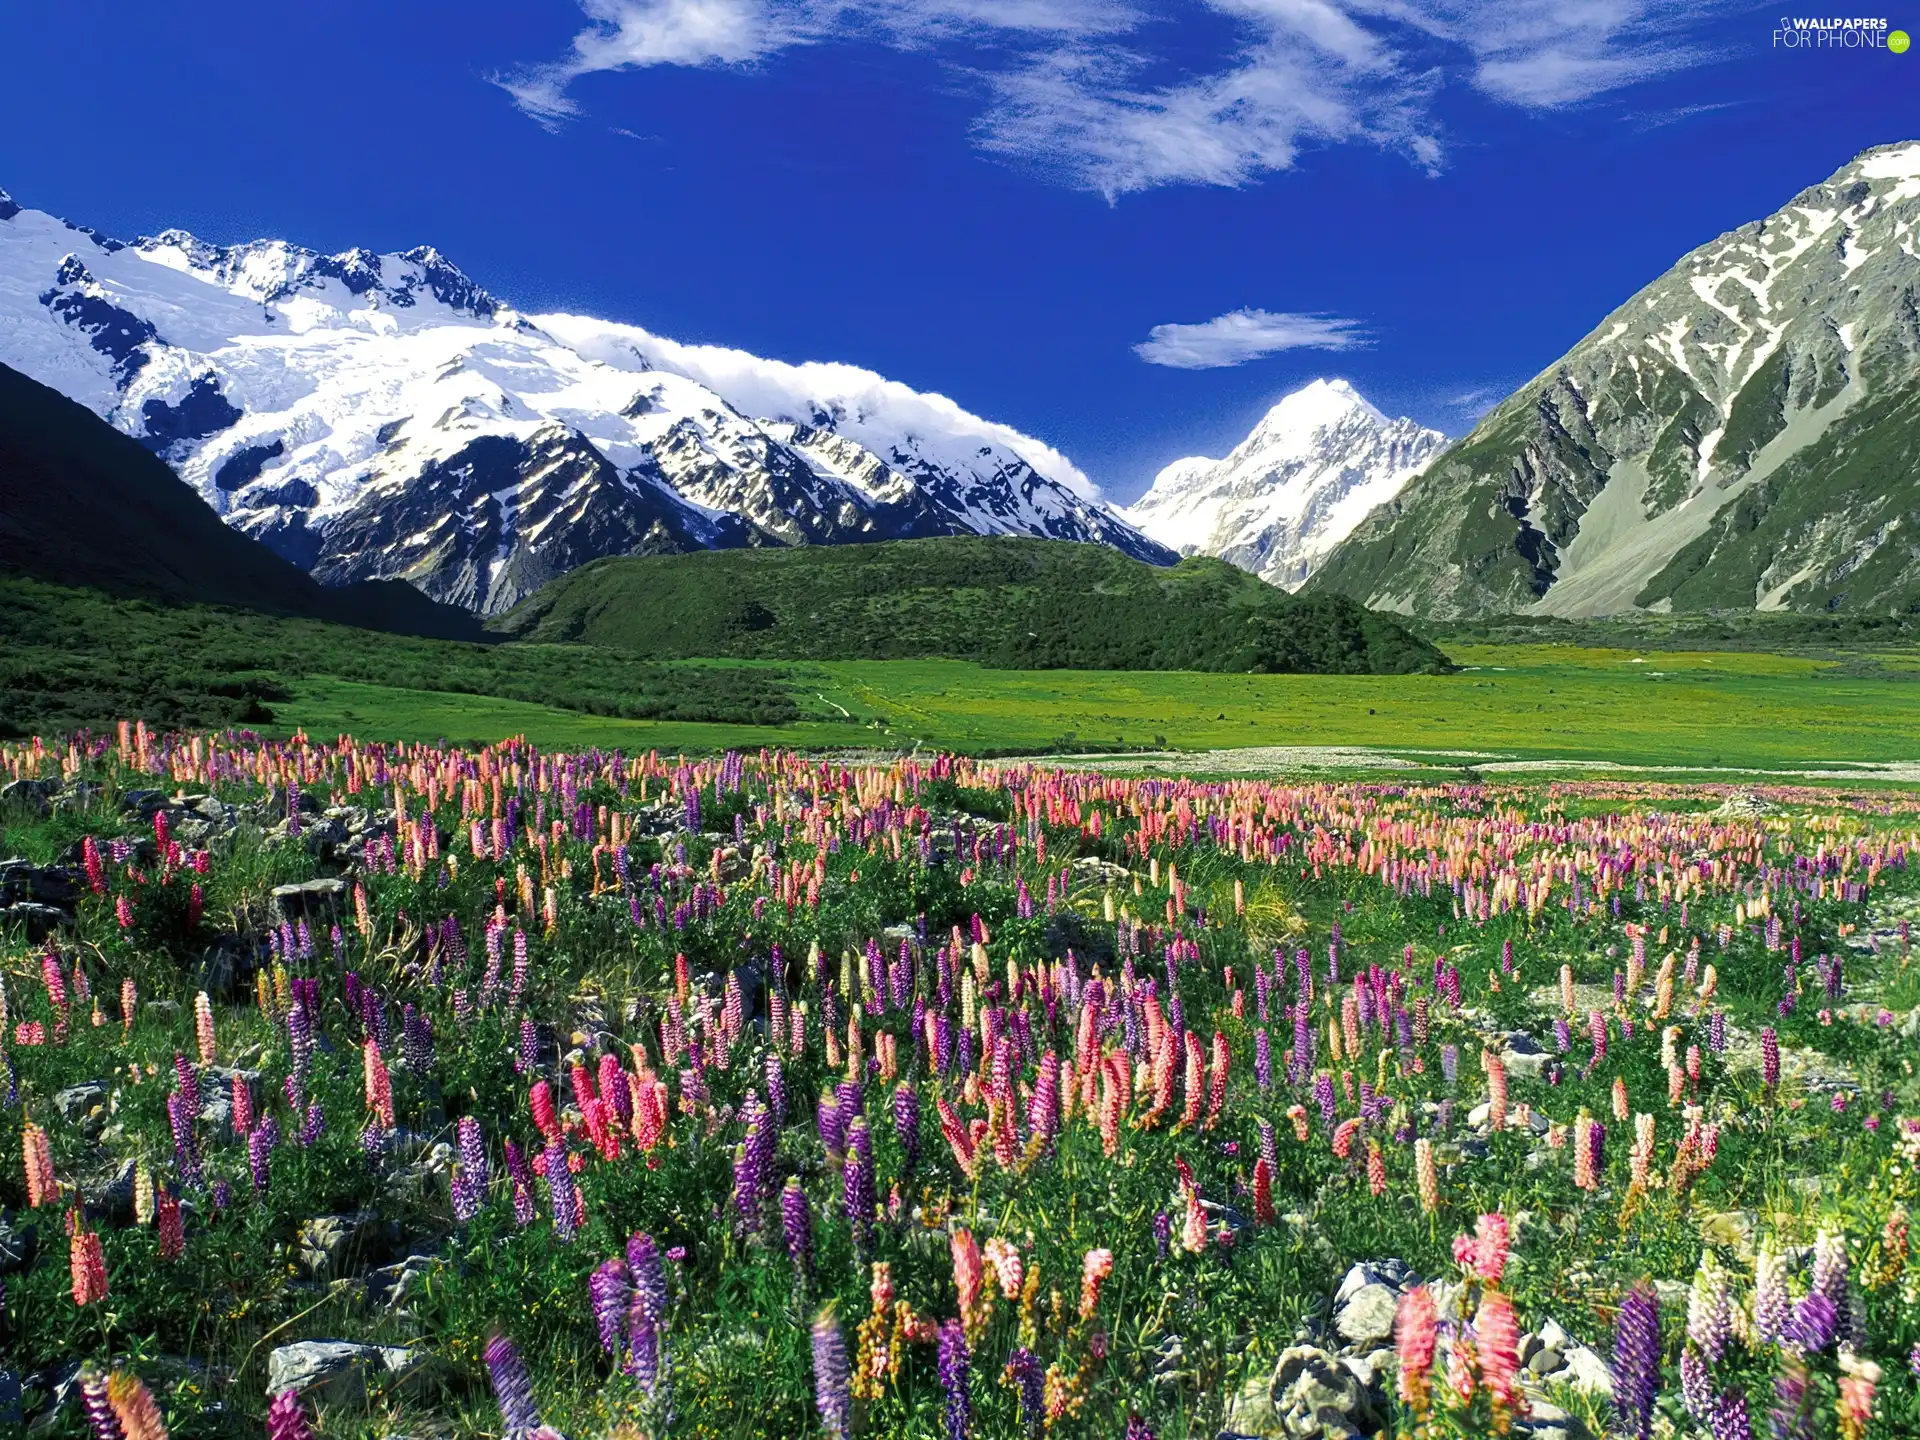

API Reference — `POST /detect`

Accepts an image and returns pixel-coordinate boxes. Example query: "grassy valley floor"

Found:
[278,642,1920,775]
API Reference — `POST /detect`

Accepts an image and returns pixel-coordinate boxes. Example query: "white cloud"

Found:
[1133,308,1369,368]
[499,1,1733,188]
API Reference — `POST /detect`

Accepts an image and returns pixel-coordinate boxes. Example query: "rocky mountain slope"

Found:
[1122,379,1447,589]
[0,361,474,637]
[1309,141,1920,618]
[0,192,1169,614]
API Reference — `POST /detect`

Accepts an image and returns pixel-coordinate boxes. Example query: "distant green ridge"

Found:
[494,535,1449,675]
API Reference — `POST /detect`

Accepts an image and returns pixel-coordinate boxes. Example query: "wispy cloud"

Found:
[1134,309,1369,369]
[497,1,1735,191]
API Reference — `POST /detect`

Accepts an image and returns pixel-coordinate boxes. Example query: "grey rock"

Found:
[1,778,57,815]
[1559,1344,1614,1397]
[0,1210,36,1274]
[296,1212,395,1279]
[83,1159,139,1225]
[265,1341,422,1405]
[272,877,348,922]
[1333,1283,1399,1353]
[1516,1400,1594,1440]
[52,1081,109,1122]
[1274,1344,1381,1438]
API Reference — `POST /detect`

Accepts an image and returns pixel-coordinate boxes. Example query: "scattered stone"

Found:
[272,878,349,923]
[0,777,57,815]
[265,1342,422,1406]
[52,1080,109,1122]
[0,1210,36,1274]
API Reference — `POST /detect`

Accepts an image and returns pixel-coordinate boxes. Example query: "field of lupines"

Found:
[2,723,1919,1440]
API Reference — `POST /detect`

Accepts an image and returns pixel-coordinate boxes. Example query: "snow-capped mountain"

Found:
[1122,379,1447,590]
[0,191,1169,614]
[1311,141,1920,618]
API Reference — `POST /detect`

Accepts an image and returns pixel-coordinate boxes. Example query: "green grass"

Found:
[265,643,1920,772]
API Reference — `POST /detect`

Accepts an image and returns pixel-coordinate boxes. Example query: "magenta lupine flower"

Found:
[590,1257,632,1357]
[1589,1010,1608,1068]
[782,1177,815,1277]
[1761,1028,1780,1090]
[811,1309,852,1440]
[266,1387,315,1440]
[484,1333,540,1438]
[937,1318,971,1440]
[1612,1281,1661,1440]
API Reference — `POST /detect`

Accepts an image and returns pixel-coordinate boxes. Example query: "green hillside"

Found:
[493,536,1448,675]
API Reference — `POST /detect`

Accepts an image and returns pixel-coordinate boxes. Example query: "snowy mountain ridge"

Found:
[0,188,1168,613]
[1122,379,1448,590]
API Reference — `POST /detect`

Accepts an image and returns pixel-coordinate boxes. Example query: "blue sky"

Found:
[0,2,1907,501]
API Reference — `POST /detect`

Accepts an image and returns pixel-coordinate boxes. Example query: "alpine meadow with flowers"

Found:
[1,725,1918,1440]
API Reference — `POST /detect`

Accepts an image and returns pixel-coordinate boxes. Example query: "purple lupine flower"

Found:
[266,1387,315,1440]
[765,1052,787,1125]
[517,1018,540,1075]
[895,1083,921,1174]
[782,1177,814,1277]
[1124,1416,1158,1440]
[1769,1355,1810,1440]
[1760,1027,1780,1090]
[1153,1210,1171,1259]
[453,1116,488,1222]
[938,1318,971,1440]
[249,1115,278,1193]
[1253,1029,1272,1091]
[484,1333,540,1439]
[1709,1387,1751,1440]
[544,1141,578,1241]
[1290,1000,1313,1083]
[78,1367,121,1440]
[1314,1071,1337,1129]
[401,1004,434,1074]
[1006,1346,1044,1436]
[1554,1017,1571,1052]
[590,1256,632,1357]
[1257,1118,1278,1175]
[1440,1044,1458,1089]
[1612,1281,1660,1440]
[298,1099,325,1148]
[1680,1345,1712,1420]
[812,1309,852,1440]
[1790,1291,1837,1353]
[167,1089,202,1188]
[844,1119,876,1260]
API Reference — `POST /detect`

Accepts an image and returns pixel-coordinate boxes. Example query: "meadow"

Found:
[1,724,1917,1440]
[281,643,1920,775]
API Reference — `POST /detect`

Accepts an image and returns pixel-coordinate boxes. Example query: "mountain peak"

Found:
[1124,381,1446,590]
